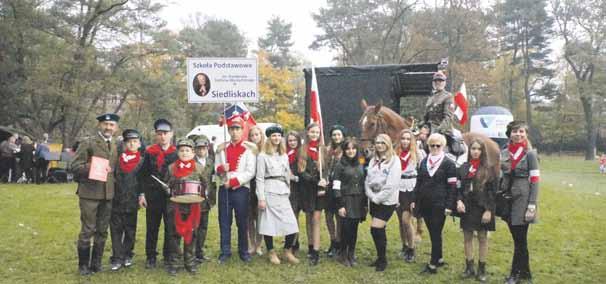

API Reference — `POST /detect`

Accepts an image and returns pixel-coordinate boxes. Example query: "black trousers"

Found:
[340,218,360,254]
[34,159,48,184]
[110,210,138,262]
[195,210,210,258]
[508,223,531,276]
[145,199,170,260]
[423,208,446,266]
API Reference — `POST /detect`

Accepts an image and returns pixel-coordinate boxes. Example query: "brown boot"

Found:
[268,250,281,265]
[284,249,300,265]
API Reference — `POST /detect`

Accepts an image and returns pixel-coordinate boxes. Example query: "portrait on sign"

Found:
[193,73,211,97]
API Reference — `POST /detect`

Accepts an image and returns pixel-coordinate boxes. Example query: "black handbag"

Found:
[495,173,513,219]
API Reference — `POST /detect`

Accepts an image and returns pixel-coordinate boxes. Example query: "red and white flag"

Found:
[310,67,324,143]
[453,82,469,125]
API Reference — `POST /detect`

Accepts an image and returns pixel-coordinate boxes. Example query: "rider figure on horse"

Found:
[421,71,464,156]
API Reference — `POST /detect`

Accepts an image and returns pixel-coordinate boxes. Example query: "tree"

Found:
[496,0,554,138]
[254,51,303,131]
[258,16,297,68]
[552,0,606,160]
[311,0,417,65]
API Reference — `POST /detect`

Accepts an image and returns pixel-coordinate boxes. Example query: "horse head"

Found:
[359,99,414,157]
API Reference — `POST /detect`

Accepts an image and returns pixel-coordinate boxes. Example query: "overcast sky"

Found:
[159,0,337,67]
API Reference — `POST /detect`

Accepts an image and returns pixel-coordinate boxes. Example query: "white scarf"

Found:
[427,152,445,177]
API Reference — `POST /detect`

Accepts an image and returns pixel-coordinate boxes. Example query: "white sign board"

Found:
[187,58,258,103]
[470,114,513,139]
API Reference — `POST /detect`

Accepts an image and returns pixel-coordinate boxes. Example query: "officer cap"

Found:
[122,129,141,141]
[96,113,120,123]
[154,119,172,132]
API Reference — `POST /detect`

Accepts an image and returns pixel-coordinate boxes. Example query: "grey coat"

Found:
[500,148,540,226]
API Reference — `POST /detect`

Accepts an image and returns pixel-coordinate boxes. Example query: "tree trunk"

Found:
[580,95,595,160]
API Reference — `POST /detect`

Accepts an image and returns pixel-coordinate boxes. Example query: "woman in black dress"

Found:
[297,123,328,265]
[332,137,366,267]
[286,130,307,252]
[412,133,457,275]
[456,138,498,282]
[325,124,345,257]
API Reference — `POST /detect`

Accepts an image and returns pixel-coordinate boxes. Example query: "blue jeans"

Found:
[218,186,249,257]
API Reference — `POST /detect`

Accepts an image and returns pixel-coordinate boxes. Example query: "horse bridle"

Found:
[360,110,389,143]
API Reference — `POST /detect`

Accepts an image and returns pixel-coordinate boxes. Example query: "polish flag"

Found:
[454,82,469,125]
[310,67,324,143]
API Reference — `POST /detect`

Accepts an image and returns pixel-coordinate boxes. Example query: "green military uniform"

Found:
[164,138,208,275]
[193,143,216,261]
[71,115,119,275]
[423,89,455,136]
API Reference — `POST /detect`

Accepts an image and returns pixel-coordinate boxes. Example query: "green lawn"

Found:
[0,155,604,283]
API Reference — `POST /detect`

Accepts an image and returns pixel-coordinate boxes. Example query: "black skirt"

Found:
[301,187,328,213]
[460,201,496,232]
[370,203,396,222]
[396,191,414,213]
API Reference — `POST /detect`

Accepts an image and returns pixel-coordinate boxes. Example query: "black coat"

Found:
[113,153,144,213]
[19,143,35,169]
[457,162,497,231]
[332,159,367,219]
[413,156,457,216]
[139,147,178,208]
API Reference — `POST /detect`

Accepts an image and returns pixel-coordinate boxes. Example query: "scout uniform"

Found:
[165,138,207,275]
[138,119,178,268]
[71,113,119,275]
[109,129,144,271]
[214,117,257,262]
[193,135,217,262]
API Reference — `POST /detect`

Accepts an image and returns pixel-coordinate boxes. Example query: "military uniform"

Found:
[138,119,178,267]
[71,113,119,275]
[109,129,143,271]
[423,89,455,136]
[165,143,207,275]
[193,137,217,262]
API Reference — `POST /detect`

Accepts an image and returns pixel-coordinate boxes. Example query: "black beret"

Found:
[122,129,141,141]
[329,124,347,136]
[154,118,172,132]
[506,120,528,138]
[96,113,120,123]
[265,124,284,137]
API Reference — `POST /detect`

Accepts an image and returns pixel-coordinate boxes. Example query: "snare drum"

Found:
[171,180,205,203]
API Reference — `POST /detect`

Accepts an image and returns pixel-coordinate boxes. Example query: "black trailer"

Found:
[303,63,443,136]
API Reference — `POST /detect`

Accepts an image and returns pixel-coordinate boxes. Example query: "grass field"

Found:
[0,155,605,283]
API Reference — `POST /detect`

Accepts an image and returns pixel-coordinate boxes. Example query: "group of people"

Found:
[72,72,540,284]
[0,133,50,184]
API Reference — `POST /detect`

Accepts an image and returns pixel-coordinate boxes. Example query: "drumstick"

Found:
[151,174,170,195]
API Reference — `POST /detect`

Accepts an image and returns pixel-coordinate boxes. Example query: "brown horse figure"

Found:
[359,99,501,170]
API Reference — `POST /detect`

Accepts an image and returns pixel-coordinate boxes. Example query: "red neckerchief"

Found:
[146,144,176,171]
[172,159,196,178]
[399,150,410,171]
[467,159,481,178]
[119,150,141,173]
[508,141,527,169]
[287,146,298,165]
[174,203,201,245]
[307,140,319,161]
